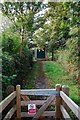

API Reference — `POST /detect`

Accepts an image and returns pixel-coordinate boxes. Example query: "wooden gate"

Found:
[16,85,61,119]
[1,84,80,120]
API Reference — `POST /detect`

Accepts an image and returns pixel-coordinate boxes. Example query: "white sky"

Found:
[0,12,11,32]
[0,0,78,2]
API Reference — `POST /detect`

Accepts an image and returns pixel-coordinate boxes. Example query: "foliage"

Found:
[2,27,20,54]
[54,34,78,77]
[24,62,39,89]
[44,61,79,104]
[1,2,47,99]
[2,53,17,99]
[1,1,79,100]
[2,53,16,75]
[2,26,33,99]
[13,46,33,85]
[1,2,47,44]
[33,28,48,49]
[44,61,67,85]
[45,2,79,81]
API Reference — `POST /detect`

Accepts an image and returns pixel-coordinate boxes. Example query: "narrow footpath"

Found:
[35,61,53,120]
[35,61,48,89]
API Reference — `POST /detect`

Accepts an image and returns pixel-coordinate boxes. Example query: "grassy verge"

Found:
[24,61,39,89]
[44,61,79,105]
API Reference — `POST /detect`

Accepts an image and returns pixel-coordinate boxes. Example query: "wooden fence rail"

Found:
[0,92,16,113]
[0,91,16,119]
[0,84,80,120]
[60,91,80,120]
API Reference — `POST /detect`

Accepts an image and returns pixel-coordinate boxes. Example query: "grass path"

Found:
[24,61,49,89]
[35,61,49,89]
[24,61,53,120]
[43,61,79,105]
[24,61,79,105]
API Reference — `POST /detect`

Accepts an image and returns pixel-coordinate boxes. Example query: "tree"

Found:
[1,2,47,57]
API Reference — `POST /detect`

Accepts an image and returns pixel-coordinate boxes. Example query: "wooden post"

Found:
[6,85,15,96]
[62,85,69,96]
[62,85,69,111]
[16,85,21,119]
[55,84,62,120]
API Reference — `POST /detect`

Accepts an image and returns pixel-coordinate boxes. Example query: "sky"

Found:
[0,0,77,2]
[0,13,11,32]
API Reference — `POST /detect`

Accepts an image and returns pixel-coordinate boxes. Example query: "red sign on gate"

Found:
[28,104,36,114]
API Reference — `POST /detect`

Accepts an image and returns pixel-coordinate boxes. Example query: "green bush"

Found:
[2,53,17,99]
[2,30,20,55]
[2,53,16,76]
[54,37,78,80]
[2,27,33,99]
[13,46,33,86]
[2,46,33,99]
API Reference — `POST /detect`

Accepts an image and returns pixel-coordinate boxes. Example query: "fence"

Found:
[0,84,80,120]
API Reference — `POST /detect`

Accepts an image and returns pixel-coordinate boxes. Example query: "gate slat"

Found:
[60,105,71,120]
[21,89,57,96]
[21,111,55,117]
[32,95,55,120]
[21,95,30,101]
[21,100,55,106]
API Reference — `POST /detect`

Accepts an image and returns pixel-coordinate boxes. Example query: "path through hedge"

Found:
[35,61,49,89]
[34,61,53,120]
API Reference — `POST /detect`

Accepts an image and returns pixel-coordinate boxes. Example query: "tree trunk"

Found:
[20,42,22,58]
[20,27,24,58]
[52,49,54,61]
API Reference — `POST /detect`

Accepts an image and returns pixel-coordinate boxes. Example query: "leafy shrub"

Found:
[12,47,33,86]
[2,27,33,99]
[2,30,20,54]
[2,46,33,99]
[55,37,78,80]
[2,53,17,98]
[2,53,16,75]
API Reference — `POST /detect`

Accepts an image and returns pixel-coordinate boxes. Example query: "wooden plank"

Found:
[62,85,69,112]
[60,91,80,119]
[21,111,55,117]
[0,91,16,113]
[16,85,21,119]
[21,100,55,106]
[3,105,16,119]
[60,105,71,120]
[55,84,61,119]
[42,111,55,117]
[21,89,58,96]
[21,95,40,112]
[32,95,55,120]
[21,95,30,101]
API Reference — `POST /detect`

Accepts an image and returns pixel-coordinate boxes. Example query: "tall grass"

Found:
[44,61,79,105]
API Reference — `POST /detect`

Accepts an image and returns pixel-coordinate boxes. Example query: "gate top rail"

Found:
[20,89,59,96]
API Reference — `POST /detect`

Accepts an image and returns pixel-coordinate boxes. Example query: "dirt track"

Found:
[35,61,54,120]
[35,61,48,89]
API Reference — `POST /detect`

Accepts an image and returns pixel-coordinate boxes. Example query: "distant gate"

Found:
[37,49,45,59]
